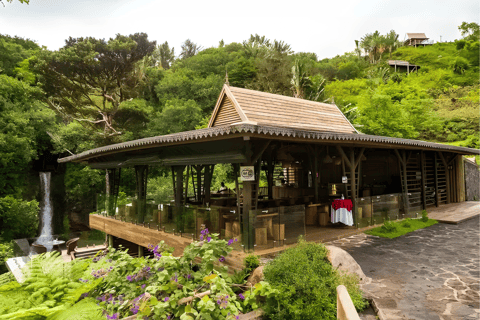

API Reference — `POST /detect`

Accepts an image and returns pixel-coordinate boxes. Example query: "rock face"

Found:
[246,266,264,287]
[326,245,370,284]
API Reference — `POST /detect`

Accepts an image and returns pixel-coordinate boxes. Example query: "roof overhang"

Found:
[58,124,480,166]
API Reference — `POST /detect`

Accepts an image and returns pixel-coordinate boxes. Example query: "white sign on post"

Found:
[342,176,348,183]
[240,166,255,181]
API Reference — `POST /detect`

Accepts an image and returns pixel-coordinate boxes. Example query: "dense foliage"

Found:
[0,232,277,319]
[262,240,367,320]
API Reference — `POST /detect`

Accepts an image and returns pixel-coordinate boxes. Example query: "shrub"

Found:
[0,241,13,274]
[263,240,367,320]
[380,219,398,233]
[421,210,429,222]
[244,254,260,274]
[402,218,412,228]
[0,196,39,241]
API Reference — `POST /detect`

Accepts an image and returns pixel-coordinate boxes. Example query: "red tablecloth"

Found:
[331,199,353,211]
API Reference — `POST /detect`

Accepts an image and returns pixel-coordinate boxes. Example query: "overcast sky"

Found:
[1,0,478,59]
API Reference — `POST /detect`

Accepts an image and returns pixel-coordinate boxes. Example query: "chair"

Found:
[66,238,80,255]
[31,243,47,254]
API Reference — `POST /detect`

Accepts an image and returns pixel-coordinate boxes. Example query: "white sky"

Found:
[1,0,478,59]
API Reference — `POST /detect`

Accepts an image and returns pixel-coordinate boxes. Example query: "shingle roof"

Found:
[406,33,428,39]
[208,85,357,134]
[58,123,480,164]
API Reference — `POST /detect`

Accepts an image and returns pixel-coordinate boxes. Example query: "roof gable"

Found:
[406,33,428,39]
[209,85,357,134]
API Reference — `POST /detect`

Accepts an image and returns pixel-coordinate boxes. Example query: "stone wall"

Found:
[465,159,480,201]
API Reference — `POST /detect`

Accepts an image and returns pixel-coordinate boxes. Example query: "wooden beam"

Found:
[135,165,148,223]
[434,153,439,207]
[437,152,450,204]
[314,145,319,203]
[174,166,185,208]
[401,150,409,214]
[336,146,352,168]
[420,151,427,210]
[354,148,365,169]
[456,155,465,202]
[251,140,271,164]
[349,149,357,225]
[394,149,404,166]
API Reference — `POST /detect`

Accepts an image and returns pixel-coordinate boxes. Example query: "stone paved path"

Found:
[328,216,480,320]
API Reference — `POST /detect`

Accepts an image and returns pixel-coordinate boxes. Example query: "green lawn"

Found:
[365,218,438,239]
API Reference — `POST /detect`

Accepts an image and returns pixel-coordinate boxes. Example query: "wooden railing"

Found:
[337,285,361,320]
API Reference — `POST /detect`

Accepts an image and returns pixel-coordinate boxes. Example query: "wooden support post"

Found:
[395,149,409,214]
[174,166,185,208]
[184,166,190,205]
[349,149,357,225]
[108,235,113,248]
[196,165,203,203]
[135,165,148,224]
[420,151,427,210]
[267,156,274,201]
[456,155,465,202]
[438,152,450,204]
[242,179,253,251]
[204,165,213,205]
[314,145,319,203]
[138,246,144,257]
[434,153,439,207]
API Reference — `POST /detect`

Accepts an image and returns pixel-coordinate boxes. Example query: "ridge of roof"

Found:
[226,86,358,134]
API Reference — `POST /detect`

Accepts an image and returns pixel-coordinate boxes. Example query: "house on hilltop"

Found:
[405,33,432,47]
[388,60,420,73]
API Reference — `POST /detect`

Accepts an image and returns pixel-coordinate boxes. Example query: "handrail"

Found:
[336,285,361,320]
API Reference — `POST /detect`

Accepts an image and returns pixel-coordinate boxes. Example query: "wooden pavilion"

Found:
[58,85,479,254]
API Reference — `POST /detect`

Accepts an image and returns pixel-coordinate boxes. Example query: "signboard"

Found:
[342,176,348,183]
[240,166,255,181]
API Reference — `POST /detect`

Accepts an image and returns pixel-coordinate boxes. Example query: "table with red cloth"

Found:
[331,199,354,226]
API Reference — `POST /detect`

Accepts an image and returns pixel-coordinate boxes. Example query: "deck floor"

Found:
[426,201,480,224]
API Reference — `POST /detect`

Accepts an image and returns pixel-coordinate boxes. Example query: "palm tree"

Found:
[384,30,399,58]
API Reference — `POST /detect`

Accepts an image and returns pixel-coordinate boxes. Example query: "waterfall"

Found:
[37,172,54,251]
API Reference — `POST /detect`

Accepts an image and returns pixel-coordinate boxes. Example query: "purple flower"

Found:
[130,305,139,315]
[219,256,226,262]
[207,236,211,242]
[227,239,234,246]
[141,284,146,289]
[127,275,133,282]
[201,228,209,236]
[164,297,169,302]
[106,313,119,320]
[238,293,245,300]
[200,235,204,241]
[184,274,192,279]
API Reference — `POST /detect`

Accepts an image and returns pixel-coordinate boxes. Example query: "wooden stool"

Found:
[225,222,233,238]
[255,228,267,246]
[272,224,285,241]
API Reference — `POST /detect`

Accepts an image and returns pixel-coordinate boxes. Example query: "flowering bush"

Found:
[84,229,276,319]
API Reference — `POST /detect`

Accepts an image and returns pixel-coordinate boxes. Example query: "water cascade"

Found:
[37,172,54,251]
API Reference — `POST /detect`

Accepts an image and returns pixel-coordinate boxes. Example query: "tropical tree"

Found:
[35,33,156,144]
[180,39,202,59]
[155,41,175,69]
[458,22,480,41]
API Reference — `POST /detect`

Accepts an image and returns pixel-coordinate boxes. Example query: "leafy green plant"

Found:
[366,218,438,238]
[262,240,367,320]
[0,242,13,275]
[244,254,260,274]
[0,196,39,242]
[401,218,412,228]
[380,219,398,233]
[421,210,429,222]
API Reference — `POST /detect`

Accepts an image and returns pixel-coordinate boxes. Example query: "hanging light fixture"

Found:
[323,146,333,163]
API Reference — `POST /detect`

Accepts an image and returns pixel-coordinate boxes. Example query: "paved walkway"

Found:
[329,216,480,320]
[427,202,480,224]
